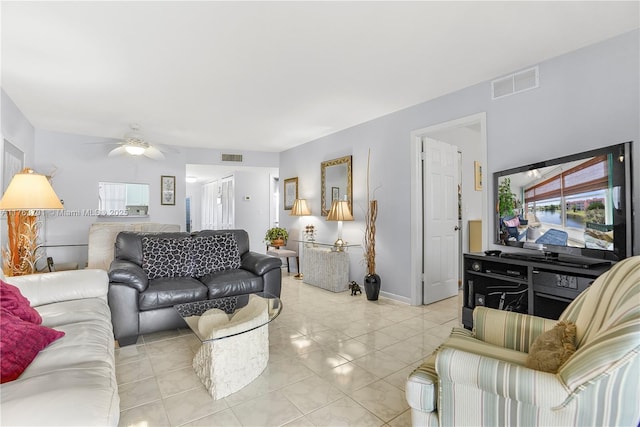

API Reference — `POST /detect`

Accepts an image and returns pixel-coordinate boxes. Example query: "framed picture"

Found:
[332,186,340,201]
[474,161,482,191]
[161,175,176,205]
[3,140,24,192]
[284,177,298,210]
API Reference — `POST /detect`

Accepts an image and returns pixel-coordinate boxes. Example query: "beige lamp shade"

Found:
[0,168,63,211]
[290,199,311,216]
[326,200,353,221]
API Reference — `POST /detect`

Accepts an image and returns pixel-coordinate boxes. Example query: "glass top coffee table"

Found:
[175,293,282,399]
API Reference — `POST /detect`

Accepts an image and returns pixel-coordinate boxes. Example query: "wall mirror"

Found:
[321,155,352,216]
[98,182,149,216]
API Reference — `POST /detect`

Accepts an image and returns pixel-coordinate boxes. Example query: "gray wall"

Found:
[278,30,640,302]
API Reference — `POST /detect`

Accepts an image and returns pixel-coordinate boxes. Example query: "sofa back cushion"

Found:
[114,231,191,265]
[193,234,242,277]
[193,229,250,256]
[142,236,195,279]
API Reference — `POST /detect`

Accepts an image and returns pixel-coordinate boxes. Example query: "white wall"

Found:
[29,129,278,267]
[0,90,36,252]
[278,30,640,302]
[234,169,277,253]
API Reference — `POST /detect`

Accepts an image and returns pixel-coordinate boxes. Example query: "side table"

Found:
[302,246,350,292]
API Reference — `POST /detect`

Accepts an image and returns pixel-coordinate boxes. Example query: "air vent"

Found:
[492,66,539,100]
[221,154,243,162]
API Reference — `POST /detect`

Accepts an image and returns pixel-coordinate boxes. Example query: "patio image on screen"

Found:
[498,154,616,251]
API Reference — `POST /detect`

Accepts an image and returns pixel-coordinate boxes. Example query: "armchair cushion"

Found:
[525,321,576,373]
[193,234,241,277]
[142,236,195,279]
[1,280,42,324]
[0,308,65,383]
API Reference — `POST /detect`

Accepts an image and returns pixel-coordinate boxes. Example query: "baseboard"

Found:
[379,290,412,305]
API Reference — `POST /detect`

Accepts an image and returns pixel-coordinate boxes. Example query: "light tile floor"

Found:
[116,274,462,427]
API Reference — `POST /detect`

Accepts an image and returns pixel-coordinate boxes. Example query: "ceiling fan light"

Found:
[124,144,146,156]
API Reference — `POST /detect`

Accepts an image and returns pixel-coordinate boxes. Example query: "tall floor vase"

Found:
[364,273,381,301]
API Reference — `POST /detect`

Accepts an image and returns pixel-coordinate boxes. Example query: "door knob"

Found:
[454,226,460,231]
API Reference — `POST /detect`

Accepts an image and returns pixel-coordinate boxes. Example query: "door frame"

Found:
[409,112,488,306]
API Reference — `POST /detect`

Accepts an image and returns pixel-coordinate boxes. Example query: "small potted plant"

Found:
[264,227,288,247]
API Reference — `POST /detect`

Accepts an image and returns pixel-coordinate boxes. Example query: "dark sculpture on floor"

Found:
[349,281,362,296]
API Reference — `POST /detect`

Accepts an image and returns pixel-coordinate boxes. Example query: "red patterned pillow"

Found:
[0,280,42,324]
[0,308,65,383]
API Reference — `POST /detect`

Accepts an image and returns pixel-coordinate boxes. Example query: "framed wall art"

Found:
[332,186,340,201]
[284,177,298,210]
[474,161,483,191]
[161,175,176,205]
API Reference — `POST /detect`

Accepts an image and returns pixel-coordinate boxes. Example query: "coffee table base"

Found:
[193,324,269,399]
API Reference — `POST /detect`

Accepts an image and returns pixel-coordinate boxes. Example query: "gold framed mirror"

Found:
[321,155,352,216]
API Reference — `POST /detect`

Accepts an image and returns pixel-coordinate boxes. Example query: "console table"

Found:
[300,242,359,292]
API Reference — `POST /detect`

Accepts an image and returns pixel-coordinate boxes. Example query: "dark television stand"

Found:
[462,253,614,329]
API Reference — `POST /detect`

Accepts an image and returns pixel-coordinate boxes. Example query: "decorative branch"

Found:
[364,149,377,275]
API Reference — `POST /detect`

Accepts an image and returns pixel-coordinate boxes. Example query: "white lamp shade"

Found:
[326,200,353,221]
[0,169,63,210]
[290,199,311,216]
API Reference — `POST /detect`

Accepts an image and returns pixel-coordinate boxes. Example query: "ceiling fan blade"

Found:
[144,146,165,160]
[108,146,127,157]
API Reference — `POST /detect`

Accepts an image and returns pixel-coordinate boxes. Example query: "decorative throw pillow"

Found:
[504,217,520,228]
[0,308,65,383]
[142,237,195,279]
[526,321,577,373]
[193,234,242,277]
[1,280,42,324]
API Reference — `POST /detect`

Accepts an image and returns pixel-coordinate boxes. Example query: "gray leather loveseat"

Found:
[107,229,281,346]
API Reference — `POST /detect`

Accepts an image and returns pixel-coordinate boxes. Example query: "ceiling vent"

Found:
[492,66,539,100]
[221,153,243,162]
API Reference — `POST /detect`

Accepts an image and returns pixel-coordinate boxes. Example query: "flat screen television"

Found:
[494,141,633,263]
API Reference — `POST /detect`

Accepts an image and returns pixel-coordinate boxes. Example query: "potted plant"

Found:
[264,227,288,246]
[363,149,380,301]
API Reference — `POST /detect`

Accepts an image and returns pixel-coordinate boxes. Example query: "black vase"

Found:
[364,273,381,301]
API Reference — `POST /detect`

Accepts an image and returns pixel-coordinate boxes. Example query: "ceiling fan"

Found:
[107,124,166,160]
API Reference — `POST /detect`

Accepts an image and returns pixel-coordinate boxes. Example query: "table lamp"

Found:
[326,199,353,251]
[290,198,311,278]
[0,168,63,276]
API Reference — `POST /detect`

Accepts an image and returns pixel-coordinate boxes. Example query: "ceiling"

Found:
[2,1,638,153]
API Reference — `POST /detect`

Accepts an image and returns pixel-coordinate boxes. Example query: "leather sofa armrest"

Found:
[108,259,149,292]
[5,269,109,307]
[241,251,282,276]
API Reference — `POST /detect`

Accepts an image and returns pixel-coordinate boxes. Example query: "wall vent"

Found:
[492,66,539,100]
[221,153,243,162]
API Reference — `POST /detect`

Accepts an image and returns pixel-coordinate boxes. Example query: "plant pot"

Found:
[364,273,381,301]
[271,238,285,247]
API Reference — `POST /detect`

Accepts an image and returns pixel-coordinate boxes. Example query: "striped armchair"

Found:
[406,256,640,426]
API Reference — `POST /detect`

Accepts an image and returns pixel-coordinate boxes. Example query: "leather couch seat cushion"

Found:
[1,367,119,426]
[139,277,208,311]
[21,301,116,380]
[37,298,112,328]
[200,269,263,299]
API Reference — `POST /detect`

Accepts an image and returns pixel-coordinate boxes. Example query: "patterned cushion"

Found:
[1,308,65,383]
[193,234,242,277]
[142,237,195,279]
[1,280,42,324]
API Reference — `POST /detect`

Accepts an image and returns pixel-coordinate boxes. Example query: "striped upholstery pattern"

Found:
[473,307,556,352]
[406,256,640,427]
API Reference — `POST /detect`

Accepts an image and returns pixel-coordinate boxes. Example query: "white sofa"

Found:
[1,269,120,426]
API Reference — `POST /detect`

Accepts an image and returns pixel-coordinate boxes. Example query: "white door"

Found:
[423,137,460,304]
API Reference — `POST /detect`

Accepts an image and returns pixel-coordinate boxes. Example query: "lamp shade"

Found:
[290,199,311,216]
[0,169,63,211]
[326,200,353,221]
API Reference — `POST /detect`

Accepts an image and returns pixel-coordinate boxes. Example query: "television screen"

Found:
[494,142,632,261]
